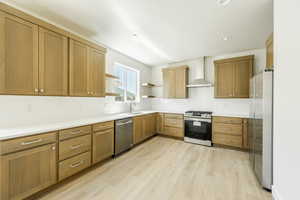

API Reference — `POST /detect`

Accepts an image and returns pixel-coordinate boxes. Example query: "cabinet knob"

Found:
[34,88,38,92]
[40,89,44,93]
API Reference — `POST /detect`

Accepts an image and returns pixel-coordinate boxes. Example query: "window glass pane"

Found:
[114,63,139,102]
[115,65,125,102]
[126,68,137,101]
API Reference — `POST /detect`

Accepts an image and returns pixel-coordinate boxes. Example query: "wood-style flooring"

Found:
[37,136,271,200]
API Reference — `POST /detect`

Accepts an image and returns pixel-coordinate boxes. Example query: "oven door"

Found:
[184,118,212,141]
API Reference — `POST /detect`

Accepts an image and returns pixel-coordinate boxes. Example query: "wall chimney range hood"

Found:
[186,56,213,88]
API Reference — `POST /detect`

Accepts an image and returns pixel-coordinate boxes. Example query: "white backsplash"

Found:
[151,48,266,116]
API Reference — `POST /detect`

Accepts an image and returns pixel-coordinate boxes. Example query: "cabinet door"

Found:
[162,69,176,98]
[1,144,57,200]
[39,27,68,96]
[88,48,105,97]
[150,114,156,136]
[0,11,38,95]
[214,63,234,98]
[234,60,252,98]
[175,68,188,98]
[266,34,273,69]
[69,39,89,96]
[133,117,143,144]
[93,129,114,164]
[156,113,164,134]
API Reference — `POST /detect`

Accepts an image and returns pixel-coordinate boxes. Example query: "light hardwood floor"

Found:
[37,136,271,200]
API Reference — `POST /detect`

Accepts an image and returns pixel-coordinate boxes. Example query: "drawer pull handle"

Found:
[21,139,42,145]
[70,161,83,168]
[70,144,82,149]
[95,129,112,135]
[71,130,82,135]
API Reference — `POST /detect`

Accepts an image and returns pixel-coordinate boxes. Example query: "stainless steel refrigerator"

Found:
[249,69,273,190]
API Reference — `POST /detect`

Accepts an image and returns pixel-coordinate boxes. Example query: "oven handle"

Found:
[184,118,211,123]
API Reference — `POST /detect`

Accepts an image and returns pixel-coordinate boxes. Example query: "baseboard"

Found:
[272,185,281,200]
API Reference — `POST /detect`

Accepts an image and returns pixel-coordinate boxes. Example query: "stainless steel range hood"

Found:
[186,56,213,88]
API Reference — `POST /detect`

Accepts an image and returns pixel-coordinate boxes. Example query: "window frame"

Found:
[114,62,140,103]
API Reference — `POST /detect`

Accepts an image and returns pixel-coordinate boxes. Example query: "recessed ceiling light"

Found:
[217,0,232,6]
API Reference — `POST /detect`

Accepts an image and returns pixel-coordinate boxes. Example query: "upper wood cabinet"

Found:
[266,34,273,69]
[69,39,89,96]
[1,143,57,200]
[214,56,253,98]
[162,66,188,99]
[39,27,68,96]
[69,39,106,97]
[88,48,105,97]
[0,4,107,97]
[0,11,39,95]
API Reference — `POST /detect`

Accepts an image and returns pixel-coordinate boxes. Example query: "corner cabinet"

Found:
[214,55,253,98]
[69,39,105,97]
[133,114,156,144]
[162,66,188,99]
[0,11,39,95]
[1,143,57,200]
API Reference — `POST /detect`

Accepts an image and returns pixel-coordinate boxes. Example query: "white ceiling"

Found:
[3,0,273,66]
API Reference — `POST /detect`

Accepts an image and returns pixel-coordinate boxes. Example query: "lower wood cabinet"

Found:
[156,113,164,134]
[162,114,184,138]
[93,128,114,164]
[212,116,248,149]
[58,151,91,181]
[0,143,57,200]
[133,114,156,144]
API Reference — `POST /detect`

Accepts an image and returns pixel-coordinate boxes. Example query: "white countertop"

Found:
[0,111,158,141]
[0,110,249,140]
[212,113,250,118]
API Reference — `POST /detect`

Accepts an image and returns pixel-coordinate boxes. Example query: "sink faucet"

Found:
[129,102,136,113]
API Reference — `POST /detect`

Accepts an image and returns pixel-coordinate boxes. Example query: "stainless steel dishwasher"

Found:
[115,118,133,156]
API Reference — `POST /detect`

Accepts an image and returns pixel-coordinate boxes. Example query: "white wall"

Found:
[272,1,300,200]
[0,49,152,128]
[151,49,265,116]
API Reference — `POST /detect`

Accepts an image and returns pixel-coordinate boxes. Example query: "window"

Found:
[114,63,139,102]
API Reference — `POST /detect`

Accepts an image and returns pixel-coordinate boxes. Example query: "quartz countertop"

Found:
[0,110,158,141]
[0,110,249,140]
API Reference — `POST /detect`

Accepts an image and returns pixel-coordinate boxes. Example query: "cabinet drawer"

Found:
[59,125,91,140]
[1,132,57,155]
[58,151,91,181]
[59,135,91,161]
[164,113,183,119]
[164,117,183,128]
[213,133,242,148]
[213,116,243,124]
[164,127,183,138]
[213,123,243,136]
[93,121,114,132]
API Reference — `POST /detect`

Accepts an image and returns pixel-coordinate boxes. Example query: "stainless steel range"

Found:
[184,111,212,146]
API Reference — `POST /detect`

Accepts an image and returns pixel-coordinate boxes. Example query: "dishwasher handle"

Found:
[116,120,133,126]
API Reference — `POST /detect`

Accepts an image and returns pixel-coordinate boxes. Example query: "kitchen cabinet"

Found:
[88,48,106,97]
[0,11,39,95]
[156,113,164,134]
[69,39,106,97]
[133,114,156,144]
[214,55,253,98]
[163,114,184,138]
[0,4,106,97]
[38,27,68,96]
[1,143,57,200]
[69,39,89,96]
[162,66,188,99]
[266,34,273,69]
[212,116,248,149]
[93,128,114,164]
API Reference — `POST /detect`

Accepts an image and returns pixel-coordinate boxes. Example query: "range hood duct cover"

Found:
[187,56,213,88]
